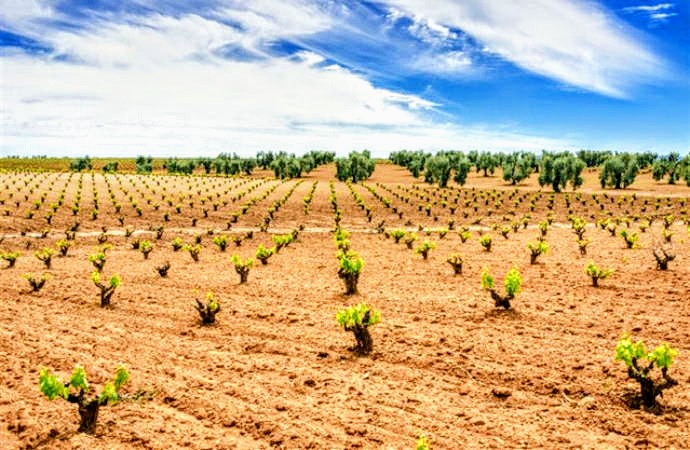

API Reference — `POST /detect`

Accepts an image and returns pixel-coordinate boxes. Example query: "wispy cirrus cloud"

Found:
[0,0,53,23]
[1,0,571,156]
[379,0,667,98]
[2,49,566,157]
[623,2,675,12]
[0,0,677,157]
[621,3,678,23]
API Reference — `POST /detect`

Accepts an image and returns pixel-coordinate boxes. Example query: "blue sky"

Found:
[1,0,688,157]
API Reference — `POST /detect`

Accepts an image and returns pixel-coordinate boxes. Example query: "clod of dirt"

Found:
[470,417,486,426]
[578,396,596,410]
[491,387,512,399]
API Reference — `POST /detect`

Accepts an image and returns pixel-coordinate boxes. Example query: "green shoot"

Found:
[56,239,72,257]
[336,302,380,354]
[389,229,406,244]
[504,268,522,298]
[527,240,549,264]
[255,244,275,265]
[171,237,184,251]
[415,240,436,260]
[273,233,295,252]
[89,244,111,272]
[39,365,129,434]
[639,220,649,233]
[481,266,521,309]
[333,228,350,251]
[446,253,464,274]
[585,261,613,287]
[195,291,220,324]
[615,334,678,408]
[1,250,21,268]
[337,249,364,295]
[213,234,229,252]
[184,243,201,262]
[34,247,55,269]
[92,271,121,307]
[620,230,638,249]
[571,217,587,239]
[479,234,492,252]
[404,232,418,249]
[139,240,153,259]
[24,272,48,292]
[416,433,431,450]
[230,254,253,283]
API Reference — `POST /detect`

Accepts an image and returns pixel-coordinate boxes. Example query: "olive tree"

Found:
[335,151,376,182]
[539,153,585,192]
[502,152,535,185]
[600,154,639,189]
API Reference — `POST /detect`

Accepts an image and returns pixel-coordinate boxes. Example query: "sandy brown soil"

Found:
[1,164,689,449]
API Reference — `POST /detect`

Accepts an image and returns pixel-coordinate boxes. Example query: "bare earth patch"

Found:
[1,164,689,449]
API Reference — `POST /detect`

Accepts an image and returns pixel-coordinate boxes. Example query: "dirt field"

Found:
[1,164,689,449]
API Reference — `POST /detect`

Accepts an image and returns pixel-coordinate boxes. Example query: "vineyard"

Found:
[1,161,689,449]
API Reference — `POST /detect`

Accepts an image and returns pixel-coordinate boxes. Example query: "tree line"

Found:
[390,150,690,190]
[66,149,690,191]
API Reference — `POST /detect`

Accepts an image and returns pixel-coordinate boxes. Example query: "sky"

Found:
[0,0,688,158]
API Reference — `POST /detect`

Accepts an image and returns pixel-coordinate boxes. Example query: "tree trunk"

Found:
[352,325,373,355]
[490,290,512,309]
[339,269,358,295]
[639,377,657,408]
[77,400,100,434]
[101,288,114,308]
[345,274,358,295]
[239,271,248,283]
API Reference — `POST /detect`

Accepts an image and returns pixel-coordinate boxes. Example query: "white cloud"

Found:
[622,3,674,13]
[0,0,53,23]
[411,50,472,75]
[381,8,477,77]
[294,50,326,66]
[1,0,619,157]
[649,12,677,20]
[48,14,242,67]
[0,51,566,157]
[216,0,332,40]
[0,45,449,157]
[381,0,666,98]
[622,3,678,23]
[407,18,457,47]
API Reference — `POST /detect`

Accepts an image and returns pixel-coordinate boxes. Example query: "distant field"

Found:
[1,155,689,196]
[1,162,689,449]
[0,157,168,173]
